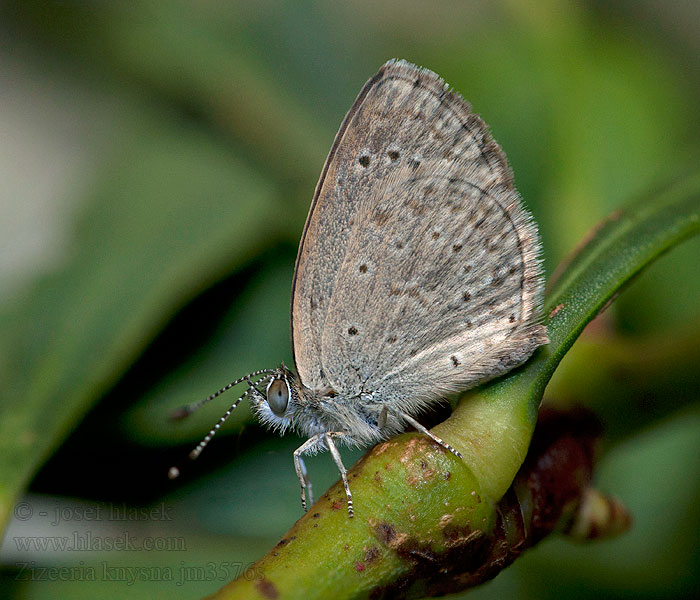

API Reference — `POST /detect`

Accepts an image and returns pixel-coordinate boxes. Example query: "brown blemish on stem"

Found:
[439,513,454,527]
[371,521,396,545]
[372,440,398,456]
[255,579,279,599]
[401,440,440,487]
[549,303,565,318]
[370,521,489,599]
[398,437,422,464]
[364,546,381,563]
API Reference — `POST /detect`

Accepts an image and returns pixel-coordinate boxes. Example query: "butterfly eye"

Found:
[266,379,289,416]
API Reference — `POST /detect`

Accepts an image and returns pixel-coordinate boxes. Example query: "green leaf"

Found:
[215,171,700,599]
[0,110,282,532]
[120,257,296,447]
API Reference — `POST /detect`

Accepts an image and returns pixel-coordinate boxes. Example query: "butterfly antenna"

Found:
[167,372,275,480]
[170,369,275,420]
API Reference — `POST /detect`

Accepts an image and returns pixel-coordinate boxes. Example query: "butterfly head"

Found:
[251,364,304,435]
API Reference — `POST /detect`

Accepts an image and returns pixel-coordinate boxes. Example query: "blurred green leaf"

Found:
[432,2,695,262]
[537,171,700,394]
[545,319,700,441]
[121,257,296,447]
[5,0,335,188]
[0,109,282,532]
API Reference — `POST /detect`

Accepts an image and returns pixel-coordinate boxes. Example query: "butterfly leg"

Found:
[297,455,313,507]
[397,410,463,459]
[293,434,323,512]
[325,432,354,518]
[377,405,388,429]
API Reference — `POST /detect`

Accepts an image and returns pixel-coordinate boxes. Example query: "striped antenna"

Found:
[170,369,275,420]
[167,370,275,480]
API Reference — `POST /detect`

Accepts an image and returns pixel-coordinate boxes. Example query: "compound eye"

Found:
[267,379,289,416]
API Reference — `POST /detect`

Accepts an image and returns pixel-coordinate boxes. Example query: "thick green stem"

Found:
[433,387,534,503]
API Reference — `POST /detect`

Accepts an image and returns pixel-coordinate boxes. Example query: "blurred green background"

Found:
[0,1,698,598]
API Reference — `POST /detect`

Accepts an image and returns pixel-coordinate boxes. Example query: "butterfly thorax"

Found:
[296,384,399,448]
[251,366,403,449]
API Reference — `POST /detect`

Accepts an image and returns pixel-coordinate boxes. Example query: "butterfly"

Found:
[169,59,547,517]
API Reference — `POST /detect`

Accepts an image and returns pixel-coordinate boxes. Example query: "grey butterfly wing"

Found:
[291,59,547,407]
